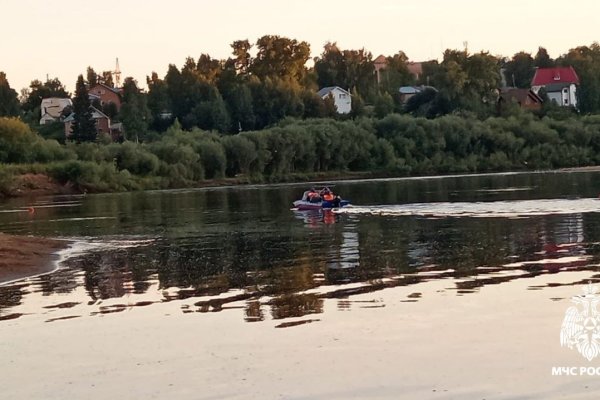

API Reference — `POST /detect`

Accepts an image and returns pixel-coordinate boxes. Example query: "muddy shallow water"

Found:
[2,171,600,399]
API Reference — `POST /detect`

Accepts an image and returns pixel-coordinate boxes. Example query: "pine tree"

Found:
[0,72,20,117]
[71,75,96,142]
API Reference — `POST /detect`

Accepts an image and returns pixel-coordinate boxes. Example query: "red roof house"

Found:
[531,66,579,108]
[531,66,579,86]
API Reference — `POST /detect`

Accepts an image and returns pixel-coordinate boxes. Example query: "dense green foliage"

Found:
[2,38,600,141]
[0,72,20,117]
[2,112,600,194]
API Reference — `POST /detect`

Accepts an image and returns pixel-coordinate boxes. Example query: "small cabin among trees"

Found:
[317,86,351,114]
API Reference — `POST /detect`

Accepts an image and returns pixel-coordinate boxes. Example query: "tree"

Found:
[100,71,114,87]
[534,47,554,68]
[71,75,96,142]
[231,39,253,75]
[432,49,500,113]
[504,51,535,88]
[0,72,20,117]
[558,43,600,113]
[86,66,98,86]
[315,42,344,88]
[250,35,311,83]
[223,83,255,132]
[147,72,172,131]
[196,54,222,84]
[374,93,394,118]
[379,51,414,96]
[314,42,376,100]
[119,77,152,141]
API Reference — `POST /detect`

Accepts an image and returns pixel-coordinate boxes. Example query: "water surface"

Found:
[2,171,600,399]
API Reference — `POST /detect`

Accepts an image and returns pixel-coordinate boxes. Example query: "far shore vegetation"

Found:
[1,36,600,196]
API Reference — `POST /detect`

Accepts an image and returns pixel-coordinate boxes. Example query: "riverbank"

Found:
[0,233,68,284]
[0,173,77,199]
[3,165,600,200]
[1,170,386,199]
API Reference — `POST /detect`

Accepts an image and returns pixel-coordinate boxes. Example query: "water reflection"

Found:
[2,172,600,326]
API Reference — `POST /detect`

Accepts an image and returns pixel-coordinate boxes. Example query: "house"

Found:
[398,85,437,103]
[407,62,423,81]
[399,86,422,103]
[318,86,352,114]
[531,66,579,108]
[373,56,425,84]
[39,98,72,125]
[498,88,543,111]
[88,83,122,111]
[64,106,113,138]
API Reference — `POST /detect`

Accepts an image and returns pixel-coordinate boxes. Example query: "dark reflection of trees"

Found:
[244,300,263,322]
[269,294,323,319]
[60,249,155,301]
[0,284,26,312]
[37,267,79,296]
[39,210,600,317]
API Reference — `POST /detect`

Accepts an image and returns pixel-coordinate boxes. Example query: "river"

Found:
[2,170,600,399]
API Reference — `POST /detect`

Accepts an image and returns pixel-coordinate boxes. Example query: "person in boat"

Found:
[307,188,321,203]
[301,189,310,201]
[321,187,335,202]
[320,187,343,207]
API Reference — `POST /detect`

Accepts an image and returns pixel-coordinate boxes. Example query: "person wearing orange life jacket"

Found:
[321,187,335,202]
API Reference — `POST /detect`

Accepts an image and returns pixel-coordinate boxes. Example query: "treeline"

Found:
[2,112,600,194]
[1,37,600,140]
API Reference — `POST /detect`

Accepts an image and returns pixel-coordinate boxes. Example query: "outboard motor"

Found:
[332,196,341,208]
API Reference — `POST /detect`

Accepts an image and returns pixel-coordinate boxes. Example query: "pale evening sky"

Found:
[1,0,599,93]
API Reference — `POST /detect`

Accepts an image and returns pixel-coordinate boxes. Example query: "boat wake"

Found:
[334,198,600,218]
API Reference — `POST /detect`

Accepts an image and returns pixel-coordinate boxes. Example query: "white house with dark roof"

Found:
[317,86,351,114]
[40,98,72,125]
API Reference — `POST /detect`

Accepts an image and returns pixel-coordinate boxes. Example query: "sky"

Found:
[2,0,599,93]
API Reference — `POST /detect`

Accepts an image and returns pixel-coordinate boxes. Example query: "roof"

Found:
[317,86,350,97]
[542,82,573,92]
[399,86,421,94]
[90,106,109,119]
[531,66,579,86]
[40,98,72,119]
[374,55,387,64]
[407,62,423,76]
[63,106,110,123]
[89,83,121,94]
[500,88,542,104]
